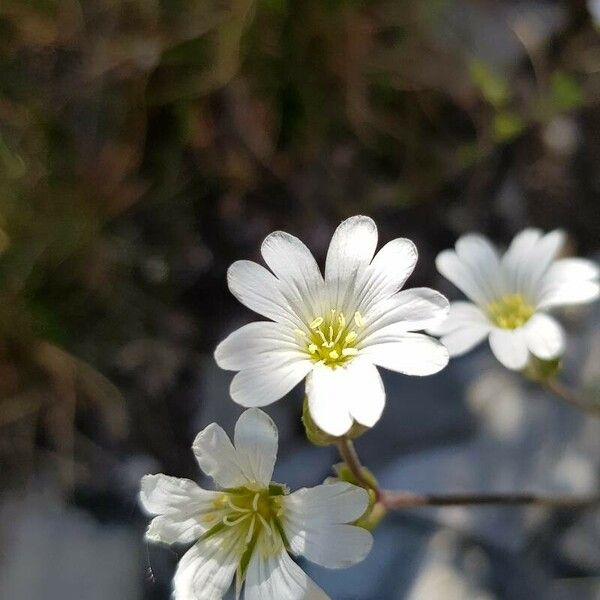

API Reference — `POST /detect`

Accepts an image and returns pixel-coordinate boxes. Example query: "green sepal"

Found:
[268,483,289,496]
[330,463,386,530]
[302,397,368,446]
[521,355,562,382]
[333,461,378,490]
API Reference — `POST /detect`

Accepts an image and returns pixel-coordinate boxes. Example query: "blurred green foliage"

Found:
[0,0,598,490]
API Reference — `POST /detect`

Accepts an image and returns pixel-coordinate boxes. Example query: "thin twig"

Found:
[543,378,600,416]
[336,437,600,513]
[381,490,600,510]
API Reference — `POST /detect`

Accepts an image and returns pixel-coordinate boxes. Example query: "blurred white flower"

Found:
[140,408,372,600]
[215,216,449,436]
[433,229,600,370]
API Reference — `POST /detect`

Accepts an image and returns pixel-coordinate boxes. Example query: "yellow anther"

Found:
[354,311,365,327]
[487,294,534,330]
[304,309,360,367]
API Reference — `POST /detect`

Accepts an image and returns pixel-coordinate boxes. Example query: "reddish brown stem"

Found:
[381,490,600,510]
[337,438,599,512]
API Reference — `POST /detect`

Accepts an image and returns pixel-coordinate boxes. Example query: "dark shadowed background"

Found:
[0,1,599,598]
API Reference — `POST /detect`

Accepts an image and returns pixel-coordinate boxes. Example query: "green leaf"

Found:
[493,111,524,142]
[469,59,509,108]
[550,71,583,111]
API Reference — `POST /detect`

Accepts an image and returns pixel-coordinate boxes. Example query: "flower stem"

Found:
[543,378,600,416]
[337,438,600,512]
[381,490,600,510]
[336,437,381,499]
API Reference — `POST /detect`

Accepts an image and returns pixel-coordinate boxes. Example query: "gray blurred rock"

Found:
[0,490,142,600]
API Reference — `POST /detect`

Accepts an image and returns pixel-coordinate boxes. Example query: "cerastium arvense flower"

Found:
[432,229,599,371]
[215,215,449,436]
[140,408,372,600]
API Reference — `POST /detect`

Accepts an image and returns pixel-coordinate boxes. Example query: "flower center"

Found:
[487,294,534,329]
[201,484,288,563]
[300,309,364,367]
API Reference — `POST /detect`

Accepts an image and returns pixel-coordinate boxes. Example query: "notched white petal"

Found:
[230,359,312,408]
[524,313,565,360]
[363,287,449,336]
[436,249,493,306]
[234,408,278,487]
[362,332,449,376]
[192,423,247,489]
[140,474,221,545]
[244,543,329,600]
[283,481,369,525]
[355,238,418,312]
[488,327,529,370]
[214,321,302,371]
[227,260,294,324]
[282,482,372,569]
[173,528,242,600]
[306,365,356,437]
[325,215,378,284]
[140,474,205,515]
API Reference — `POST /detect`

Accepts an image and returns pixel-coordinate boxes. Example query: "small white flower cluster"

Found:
[140,216,599,599]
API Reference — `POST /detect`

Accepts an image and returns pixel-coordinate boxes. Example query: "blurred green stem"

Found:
[543,378,600,416]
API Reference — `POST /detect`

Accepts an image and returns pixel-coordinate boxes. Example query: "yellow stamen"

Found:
[310,317,324,329]
[303,309,363,368]
[487,294,534,329]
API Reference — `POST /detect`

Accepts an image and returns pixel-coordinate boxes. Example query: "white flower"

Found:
[215,215,449,436]
[433,229,600,370]
[140,408,372,600]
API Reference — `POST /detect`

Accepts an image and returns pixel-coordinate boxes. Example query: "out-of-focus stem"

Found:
[337,437,600,513]
[381,491,600,510]
[543,378,600,416]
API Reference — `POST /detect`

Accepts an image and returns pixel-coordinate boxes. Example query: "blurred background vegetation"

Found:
[0,1,599,598]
